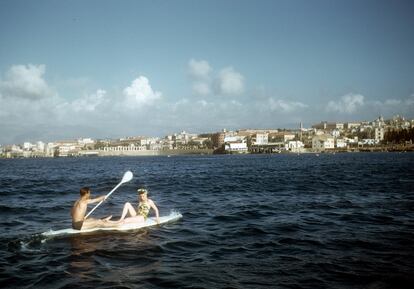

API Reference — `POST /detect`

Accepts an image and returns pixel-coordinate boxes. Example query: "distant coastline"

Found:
[1,115,413,158]
[2,145,413,159]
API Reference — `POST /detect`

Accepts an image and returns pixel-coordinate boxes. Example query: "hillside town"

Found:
[1,115,413,158]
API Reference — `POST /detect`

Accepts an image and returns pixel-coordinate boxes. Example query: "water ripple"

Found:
[0,153,413,288]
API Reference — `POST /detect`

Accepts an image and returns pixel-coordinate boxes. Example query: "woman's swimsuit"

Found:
[137,202,150,219]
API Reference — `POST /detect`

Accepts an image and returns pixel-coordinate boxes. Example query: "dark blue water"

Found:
[0,153,413,289]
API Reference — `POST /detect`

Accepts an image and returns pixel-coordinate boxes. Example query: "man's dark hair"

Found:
[80,187,90,196]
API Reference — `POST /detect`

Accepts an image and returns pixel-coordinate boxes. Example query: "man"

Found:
[71,187,114,230]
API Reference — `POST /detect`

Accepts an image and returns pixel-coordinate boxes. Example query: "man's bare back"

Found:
[71,198,88,223]
[71,187,114,230]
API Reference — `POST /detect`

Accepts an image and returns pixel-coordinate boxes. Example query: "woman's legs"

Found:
[121,215,145,224]
[117,202,137,222]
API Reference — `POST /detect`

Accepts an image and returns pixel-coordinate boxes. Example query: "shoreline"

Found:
[1,145,413,159]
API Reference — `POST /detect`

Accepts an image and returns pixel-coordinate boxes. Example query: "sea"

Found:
[0,153,413,289]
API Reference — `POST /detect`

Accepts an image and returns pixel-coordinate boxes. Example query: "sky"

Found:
[0,0,413,144]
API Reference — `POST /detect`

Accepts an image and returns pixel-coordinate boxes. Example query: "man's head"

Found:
[80,187,91,197]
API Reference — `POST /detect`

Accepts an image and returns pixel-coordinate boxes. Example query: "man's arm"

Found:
[87,195,106,204]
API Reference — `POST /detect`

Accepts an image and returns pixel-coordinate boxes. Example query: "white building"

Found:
[359,139,376,146]
[36,141,45,152]
[253,133,269,145]
[174,131,198,145]
[45,142,58,157]
[336,138,347,148]
[225,142,248,153]
[78,138,95,146]
[374,127,384,143]
[283,134,295,142]
[103,144,146,151]
[149,142,162,150]
[314,130,325,136]
[142,137,159,146]
[58,143,78,157]
[332,129,341,138]
[23,142,35,150]
[312,135,335,150]
[161,138,174,149]
[345,122,361,130]
[286,141,304,152]
[11,145,23,153]
[224,135,246,143]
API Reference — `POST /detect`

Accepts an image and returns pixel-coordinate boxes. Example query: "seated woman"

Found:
[117,188,160,225]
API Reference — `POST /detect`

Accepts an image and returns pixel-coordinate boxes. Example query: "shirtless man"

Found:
[71,187,114,230]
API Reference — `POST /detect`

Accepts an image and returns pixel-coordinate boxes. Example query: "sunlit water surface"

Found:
[0,153,413,288]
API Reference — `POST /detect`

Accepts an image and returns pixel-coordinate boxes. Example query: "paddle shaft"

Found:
[84,181,123,219]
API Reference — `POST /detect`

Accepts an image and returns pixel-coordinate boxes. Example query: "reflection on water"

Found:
[66,230,165,284]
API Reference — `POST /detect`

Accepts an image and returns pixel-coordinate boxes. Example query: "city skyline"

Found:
[1,0,414,145]
[2,113,411,147]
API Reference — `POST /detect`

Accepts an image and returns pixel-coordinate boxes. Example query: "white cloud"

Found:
[188,59,212,80]
[71,89,107,112]
[384,99,401,106]
[268,98,307,112]
[0,64,53,100]
[326,93,364,113]
[197,100,208,107]
[171,98,190,112]
[406,95,414,106]
[187,60,245,97]
[188,59,212,96]
[230,100,242,106]
[123,76,162,107]
[372,96,414,107]
[192,82,211,96]
[215,67,245,96]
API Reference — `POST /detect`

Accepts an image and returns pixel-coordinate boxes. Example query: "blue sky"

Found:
[0,0,413,144]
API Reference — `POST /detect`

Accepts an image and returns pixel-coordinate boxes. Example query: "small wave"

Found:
[237,226,269,236]
[212,214,244,222]
[7,233,46,253]
[162,240,206,252]
[0,205,32,214]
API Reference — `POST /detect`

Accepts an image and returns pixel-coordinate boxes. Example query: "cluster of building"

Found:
[212,115,413,153]
[0,132,212,158]
[1,115,413,158]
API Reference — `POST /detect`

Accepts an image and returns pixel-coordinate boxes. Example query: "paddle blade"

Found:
[121,171,133,183]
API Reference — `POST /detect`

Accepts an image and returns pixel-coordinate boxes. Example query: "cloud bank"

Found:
[0,64,54,100]
[326,93,365,114]
[0,62,413,145]
[268,98,308,113]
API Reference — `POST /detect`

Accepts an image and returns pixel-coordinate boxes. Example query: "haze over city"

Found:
[1,0,413,145]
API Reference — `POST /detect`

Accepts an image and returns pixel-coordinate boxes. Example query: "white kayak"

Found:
[42,211,182,238]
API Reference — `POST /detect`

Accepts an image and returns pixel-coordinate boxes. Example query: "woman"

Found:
[117,188,160,224]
